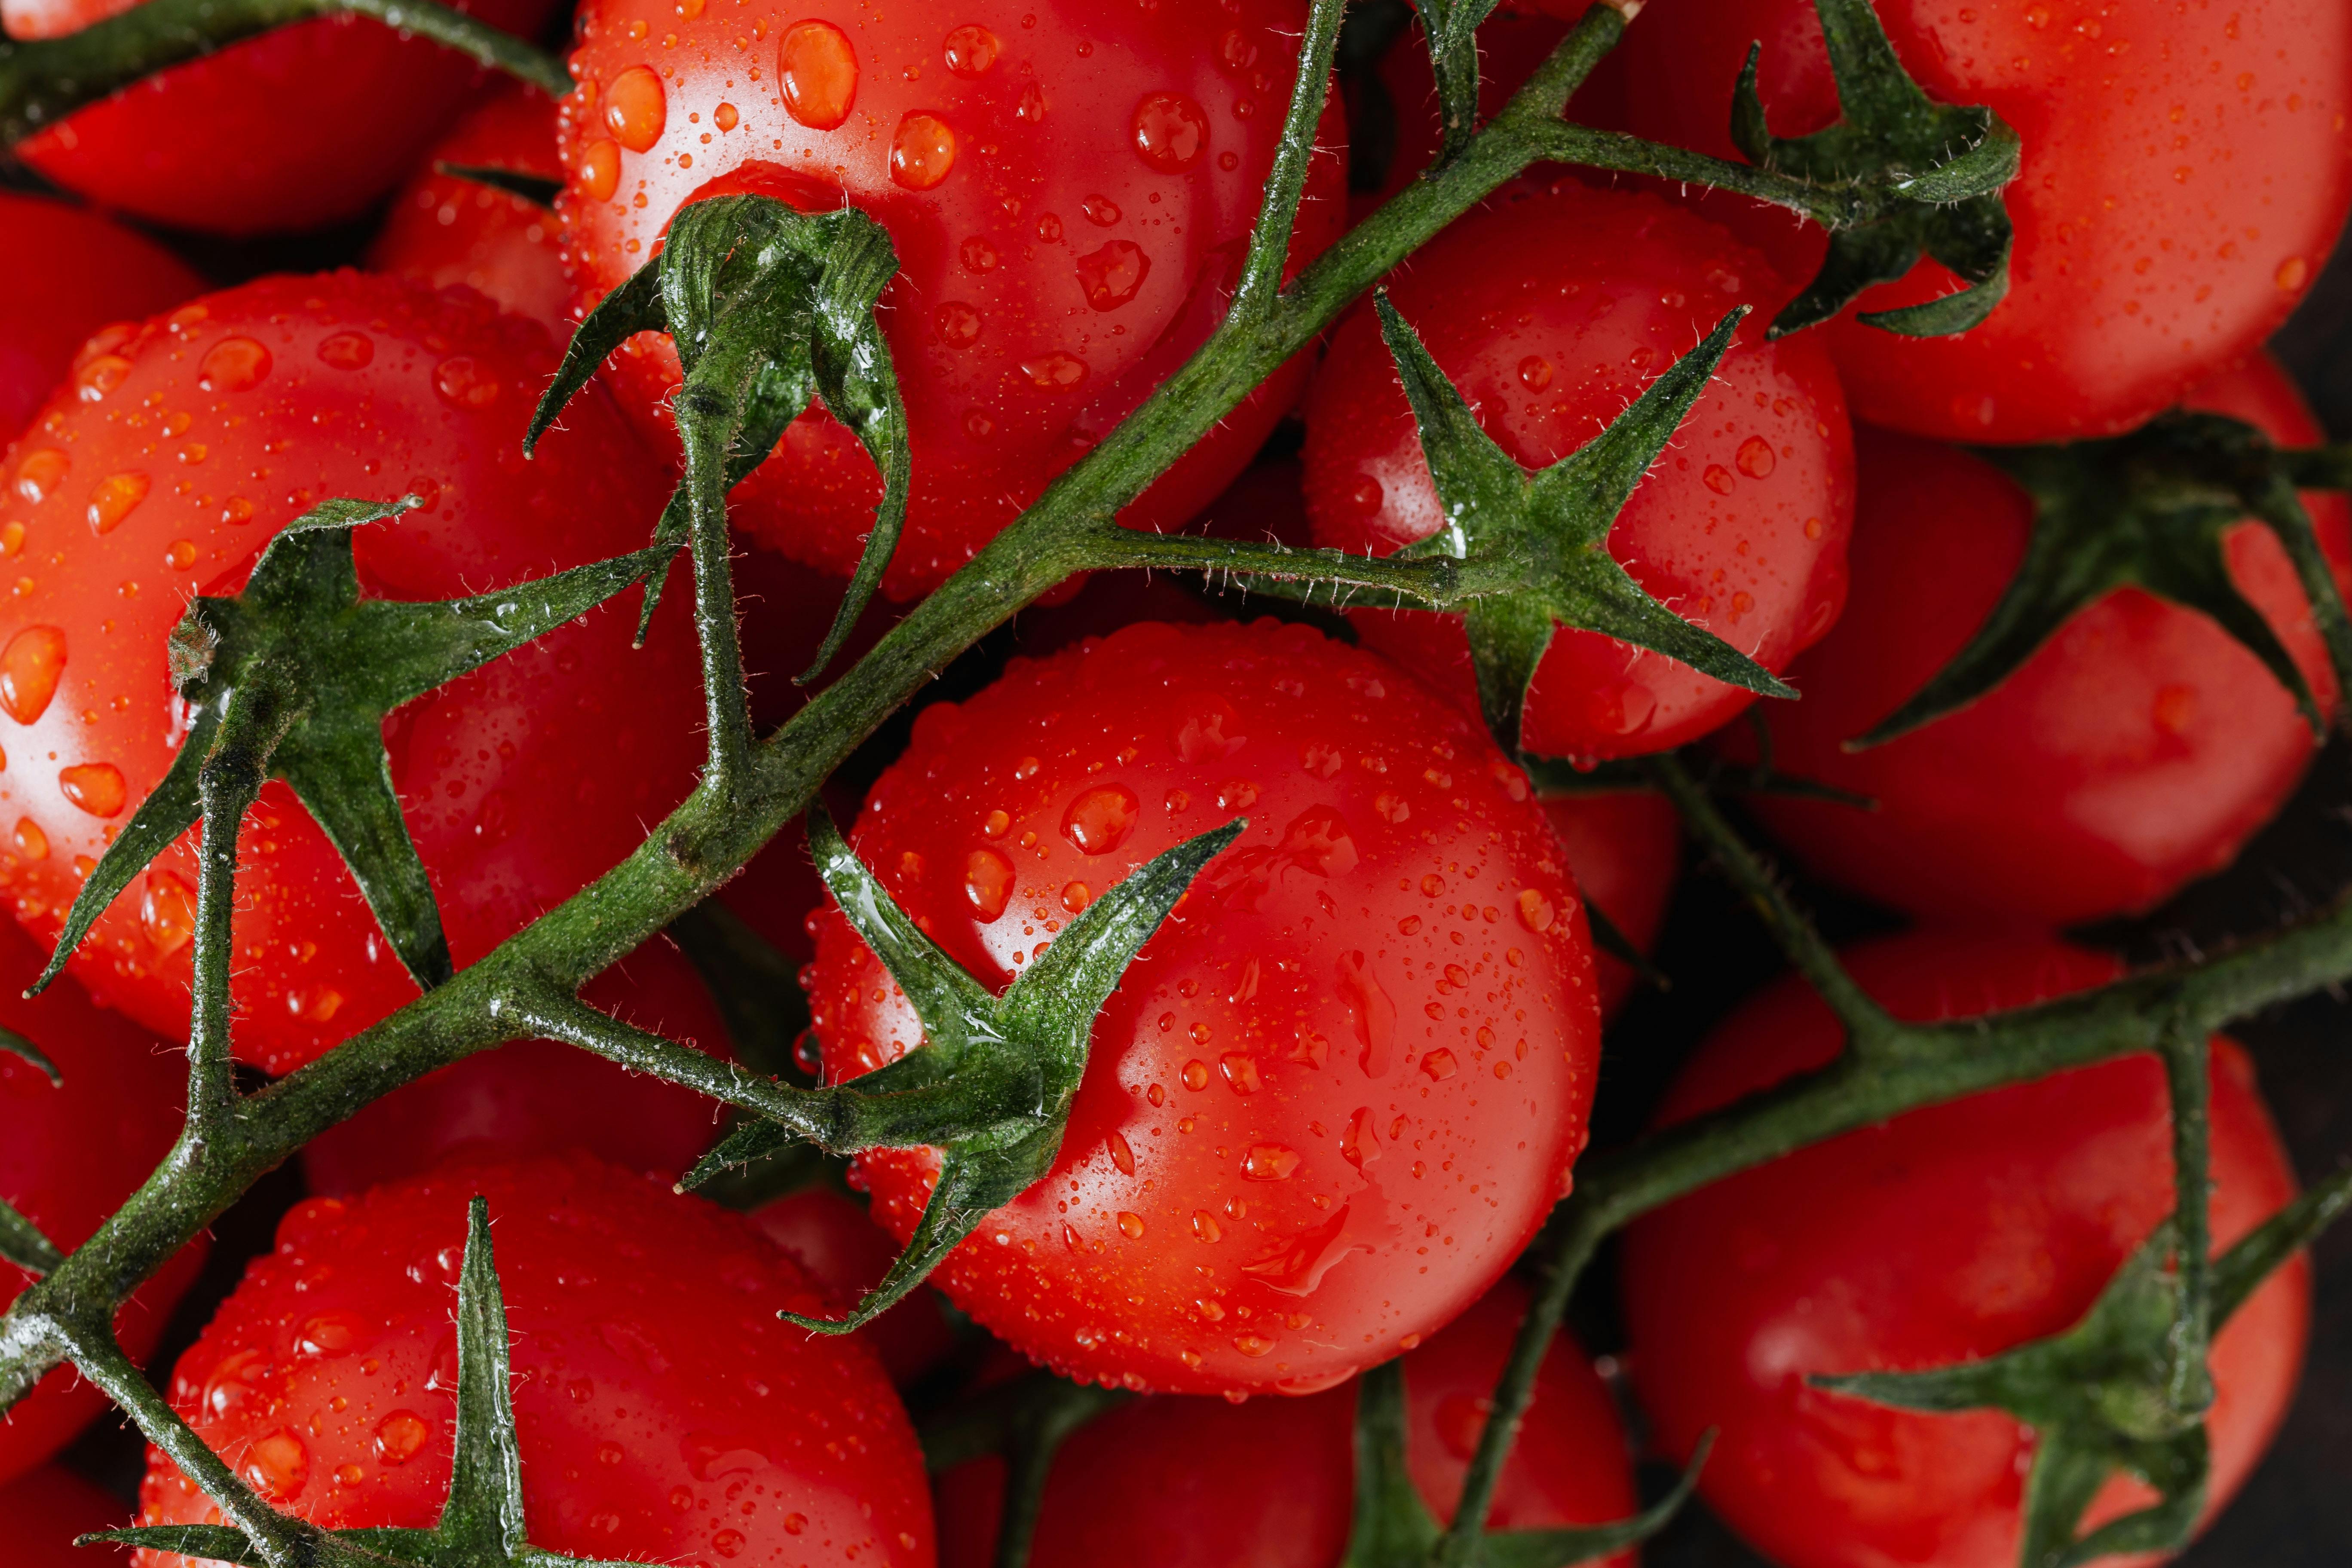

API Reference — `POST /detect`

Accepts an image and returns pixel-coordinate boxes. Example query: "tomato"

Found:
[299,934,732,1195]
[753,1188,960,1389]
[132,1155,936,1568]
[1539,790,1677,1021]
[364,83,573,336]
[1608,0,2352,444]
[1737,354,2352,927]
[556,0,1349,600]
[0,1464,129,1567]
[934,1278,1637,1568]
[0,193,202,444]
[1621,930,2309,1568]
[1303,179,1853,762]
[0,914,206,1485]
[805,619,1602,1396]
[0,272,701,1075]
[9,0,557,236]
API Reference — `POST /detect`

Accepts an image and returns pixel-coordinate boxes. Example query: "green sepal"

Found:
[435,161,563,209]
[1728,0,2019,338]
[1409,0,1507,168]
[0,1026,58,1084]
[773,805,1245,1336]
[527,195,911,677]
[36,498,666,997]
[1852,411,2339,749]
[1375,294,1795,755]
[0,1197,62,1277]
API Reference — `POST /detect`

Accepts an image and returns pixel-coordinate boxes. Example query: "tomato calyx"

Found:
[95,1195,671,1568]
[34,498,668,1001]
[1369,293,1797,754]
[531,193,911,679]
[1854,411,2352,748]
[683,805,1246,1337]
[1815,1170,2352,1568]
[433,161,562,210]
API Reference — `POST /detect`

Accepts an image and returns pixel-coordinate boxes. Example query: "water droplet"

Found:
[141,870,195,956]
[199,337,272,393]
[1174,695,1243,760]
[1232,1330,1276,1356]
[1022,351,1088,390]
[2277,255,2311,291]
[604,65,668,150]
[784,1513,808,1536]
[1181,1059,1210,1091]
[295,1311,364,1359]
[77,354,132,402]
[58,762,125,817]
[1516,355,1552,391]
[981,808,1011,838]
[1421,1047,1458,1081]
[316,331,374,370]
[434,356,501,409]
[712,1528,747,1559]
[936,301,982,346]
[1060,879,1091,912]
[959,235,999,272]
[1133,92,1209,172]
[1107,1131,1135,1174]
[579,139,622,201]
[1347,475,1383,515]
[1516,889,1555,932]
[1736,435,1777,479]
[1341,1106,1379,1169]
[1703,464,1736,496]
[964,847,1014,920]
[242,1429,310,1502]
[890,111,958,190]
[943,22,999,75]
[1082,194,1122,226]
[1076,240,1151,310]
[780,19,858,128]
[1804,514,1825,541]
[14,449,67,504]
[1337,950,1394,1077]
[1219,1052,1261,1094]
[374,1410,429,1466]
[1216,27,1258,71]
[12,818,46,861]
[1241,1143,1301,1181]
[86,471,150,535]
[166,539,198,570]
[1192,1209,1221,1242]
[1116,1211,1146,1239]
[0,625,67,722]
[1060,782,1139,853]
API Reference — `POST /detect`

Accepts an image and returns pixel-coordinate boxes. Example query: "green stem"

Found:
[2159,1019,2215,1419]
[187,719,272,1138]
[1230,0,1347,321]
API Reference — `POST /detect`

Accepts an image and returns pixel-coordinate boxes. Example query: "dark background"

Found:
[42,64,2352,1568]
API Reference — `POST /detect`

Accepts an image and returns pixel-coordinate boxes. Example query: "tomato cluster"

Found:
[0,2,2348,1567]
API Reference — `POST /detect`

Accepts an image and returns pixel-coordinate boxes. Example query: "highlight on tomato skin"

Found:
[1737,353,2352,928]
[805,618,1604,1397]
[556,0,1351,601]
[1303,180,1854,763]
[1621,930,2311,1568]
[933,1278,1639,1568]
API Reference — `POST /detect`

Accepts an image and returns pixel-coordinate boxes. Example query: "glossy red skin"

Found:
[1609,0,2352,444]
[752,1188,959,1390]
[132,1155,935,1568]
[0,193,202,443]
[557,0,1348,600]
[806,620,1602,1396]
[365,84,573,336]
[299,935,732,1195]
[10,0,555,236]
[0,914,206,1484]
[1304,181,1854,761]
[935,1278,1637,1568]
[1622,931,2309,1568]
[0,273,701,1074]
[1743,355,2352,927]
[0,1464,130,1566]
[1540,790,1677,1021]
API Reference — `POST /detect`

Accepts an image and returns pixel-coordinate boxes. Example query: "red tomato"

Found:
[0,193,202,443]
[805,619,1602,1396]
[0,273,701,1075]
[1621,931,2309,1568]
[934,1278,1637,1568]
[132,1155,936,1568]
[0,1464,129,1567]
[556,0,1349,600]
[1608,0,2352,443]
[9,0,557,236]
[1541,790,1677,1021]
[365,83,573,336]
[1303,180,1854,761]
[1739,354,2352,927]
[0,914,205,1485]
[753,1188,960,1389]
[299,935,732,1195]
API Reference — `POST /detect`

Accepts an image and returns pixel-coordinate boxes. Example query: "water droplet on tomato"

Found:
[1219,1053,1261,1094]
[943,22,999,75]
[1060,782,1139,853]
[1133,92,1208,172]
[1340,1106,1379,1168]
[890,112,957,190]
[316,330,374,370]
[86,471,149,535]
[1075,240,1151,310]
[1232,1330,1276,1356]
[199,337,271,392]
[242,1429,310,1502]
[12,818,46,862]
[1106,1130,1136,1174]
[0,625,66,723]
[2277,255,2310,291]
[1516,889,1555,932]
[1116,1211,1146,1238]
[780,20,858,128]
[374,1410,429,1466]
[295,1311,364,1359]
[58,762,124,817]
[1241,1143,1300,1181]
[1336,950,1394,1077]
[141,869,195,955]
[1060,879,1090,912]
[604,65,668,151]
[1517,355,1552,391]
[936,301,982,346]
[434,356,501,409]
[1181,1059,1210,1091]
[579,138,622,201]
[1082,193,1122,226]
[1192,1209,1221,1242]
[964,846,1014,920]
[14,449,67,504]
[1421,1047,1458,1080]
[1703,463,1736,496]
[165,539,198,570]
[1736,435,1777,479]
[77,354,132,402]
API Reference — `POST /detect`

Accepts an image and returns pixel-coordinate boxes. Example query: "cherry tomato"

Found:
[1304,180,1853,762]
[0,272,701,1075]
[1540,790,1677,1021]
[0,1464,129,1567]
[1621,930,2309,1568]
[0,914,206,1485]
[10,0,557,236]
[556,0,1349,600]
[753,1187,959,1389]
[299,935,732,1195]
[365,83,572,336]
[805,619,1602,1396]
[132,1155,936,1568]
[1738,354,2352,927]
[934,1278,1636,1568]
[1608,0,2352,443]
[0,193,202,443]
